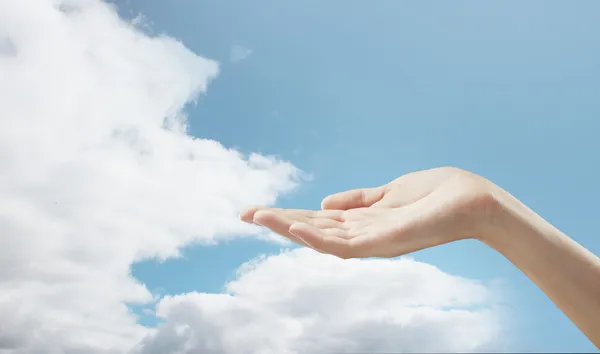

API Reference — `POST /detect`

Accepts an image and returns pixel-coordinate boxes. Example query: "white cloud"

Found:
[229,45,253,63]
[0,1,508,353]
[136,249,506,354]
[0,0,299,352]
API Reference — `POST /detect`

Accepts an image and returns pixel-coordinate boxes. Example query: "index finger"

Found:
[240,207,345,224]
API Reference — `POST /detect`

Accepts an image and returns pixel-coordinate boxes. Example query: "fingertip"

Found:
[239,206,263,224]
[288,223,304,238]
[252,209,274,226]
[320,190,359,210]
[288,222,301,232]
[289,221,310,231]
[239,211,253,224]
[320,195,337,210]
[321,187,386,210]
[289,223,356,259]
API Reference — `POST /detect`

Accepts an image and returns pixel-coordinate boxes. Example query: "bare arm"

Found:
[241,166,600,348]
[484,187,600,347]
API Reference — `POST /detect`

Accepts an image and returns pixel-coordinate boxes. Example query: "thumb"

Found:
[321,186,386,210]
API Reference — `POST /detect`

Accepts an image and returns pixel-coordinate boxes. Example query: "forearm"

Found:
[481,187,600,348]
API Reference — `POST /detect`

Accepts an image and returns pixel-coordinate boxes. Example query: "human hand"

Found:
[240,167,499,259]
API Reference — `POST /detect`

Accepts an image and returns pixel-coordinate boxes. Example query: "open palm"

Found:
[240,167,494,259]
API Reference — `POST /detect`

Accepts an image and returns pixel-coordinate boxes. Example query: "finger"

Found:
[240,207,340,224]
[253,210,310,246]
[254,209,346,232]
[276,208,345,222]
[244,206,342,219]
[289,223,363,259]
[321,227,355,239]
[239,206,265,224]
[309,217,347,230]
[321,187,386,210]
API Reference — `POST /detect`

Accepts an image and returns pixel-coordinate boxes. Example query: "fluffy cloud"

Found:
[136,249,505,354]
[0,0,299,352]
[0,1,507,353]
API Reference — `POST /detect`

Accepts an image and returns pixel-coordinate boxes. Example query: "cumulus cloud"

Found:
[229,45,253,63]
[0,1,508,353]
[136,249,505,354]
[0,0,299,352]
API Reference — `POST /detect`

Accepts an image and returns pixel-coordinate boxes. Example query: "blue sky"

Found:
[122,1,600,351]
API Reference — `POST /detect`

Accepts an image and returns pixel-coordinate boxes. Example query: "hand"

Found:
[242,167,600,348]
[240,167,498,259]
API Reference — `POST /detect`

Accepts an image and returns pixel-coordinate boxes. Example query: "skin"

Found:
[240,166,600,348]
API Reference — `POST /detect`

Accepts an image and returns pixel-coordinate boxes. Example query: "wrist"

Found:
[475,182,545,252]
